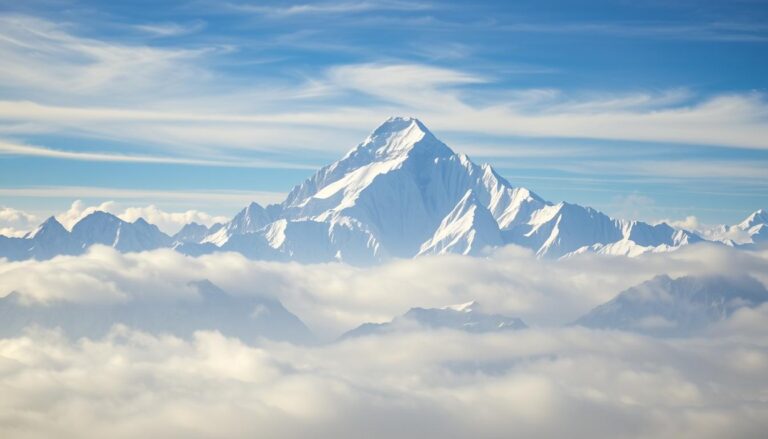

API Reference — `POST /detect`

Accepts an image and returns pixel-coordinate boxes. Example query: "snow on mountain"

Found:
[730,209,766,245]
[572,274,768,336]
[71,212,171,252]
[564,220,702,258]
[0,212,172,260]
[418,189,503,256]
[694,209,767,247]
[0,279,314,344]
[173,222,222,244]
[2,116,752,264]
[340,300,527,339]
[203,202,272,246]
[24,216,78,259]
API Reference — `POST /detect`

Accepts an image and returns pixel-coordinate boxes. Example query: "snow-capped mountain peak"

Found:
[282,117,453,211]
[348,116,453,162]
[739,208,768,230]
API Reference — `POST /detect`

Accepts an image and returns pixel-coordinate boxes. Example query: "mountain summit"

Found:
[1,117,748,263]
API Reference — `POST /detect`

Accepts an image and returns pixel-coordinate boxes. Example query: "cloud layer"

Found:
[0,239,767,437]
[0,324,766,438]
[1,242,766,336]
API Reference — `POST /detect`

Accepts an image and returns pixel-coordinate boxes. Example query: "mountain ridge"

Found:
[1,117,765,263]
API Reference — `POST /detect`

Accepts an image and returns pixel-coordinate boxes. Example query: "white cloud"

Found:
[0,241,766,437]
[664,215,702,232]
[0,206,38,237]
[0,139,314,169]
[0,187,285,207]
[118,205,229,234]
[0,325,766,438]
[229,1,432,17]
[1,242,766,335]
[133,20,206,37]
[0,15,216,99]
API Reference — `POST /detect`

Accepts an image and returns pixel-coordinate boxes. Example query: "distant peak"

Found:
[739,208,768,229]
[444,300,478,312]
[26,216,66,238]
[41,216,63,226]
[83,210,117,219]
[73,211,121,228]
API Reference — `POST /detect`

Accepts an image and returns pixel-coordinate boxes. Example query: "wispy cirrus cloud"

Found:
[0,14,222,100]
[0,139,316,169]
[225,0,433,17]
[0,187,285,209]
[133,20,207,37]
[496,21,768,43]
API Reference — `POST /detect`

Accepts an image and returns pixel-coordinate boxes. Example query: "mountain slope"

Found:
[418,190,503,256]
[0,280,314,344]
[573,274,768,336]
[704,209,768,247]
[341,301,527,339]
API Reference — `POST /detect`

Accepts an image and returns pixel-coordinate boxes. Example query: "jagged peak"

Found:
[246,200,265,210]
[25,216,66,239]
[179,221,204,229]
[74,210,121,227]
[739,208,768,229]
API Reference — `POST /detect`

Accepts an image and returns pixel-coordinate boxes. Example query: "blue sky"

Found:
[1,0,767,233]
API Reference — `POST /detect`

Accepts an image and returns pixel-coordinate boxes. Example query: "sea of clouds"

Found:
[1,243,767,438]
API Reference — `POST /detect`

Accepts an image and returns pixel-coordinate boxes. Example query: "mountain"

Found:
[2,116,749,263]
[0,280,313,344]
[203,202,271,246]
[173,222,222,244]
[24,216,77,259]
[71,212,172,252]
[191,116,706,262]
[572,274,768,336]
[0,212,172,261]
[341,301,526,339]
[702,209,768,247]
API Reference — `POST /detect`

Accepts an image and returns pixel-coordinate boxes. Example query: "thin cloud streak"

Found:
[0,187,286,206]
[0,139,317,169]
[226,0,433,17]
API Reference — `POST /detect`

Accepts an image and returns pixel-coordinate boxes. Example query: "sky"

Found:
[1,0,767,233]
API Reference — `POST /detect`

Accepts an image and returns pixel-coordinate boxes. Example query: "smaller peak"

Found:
[72,211,121,229]
[132,217,149,226]
[739,208,768,229]
[82,210,118,220]
[41,216,63,226]
[26,216,66,238]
